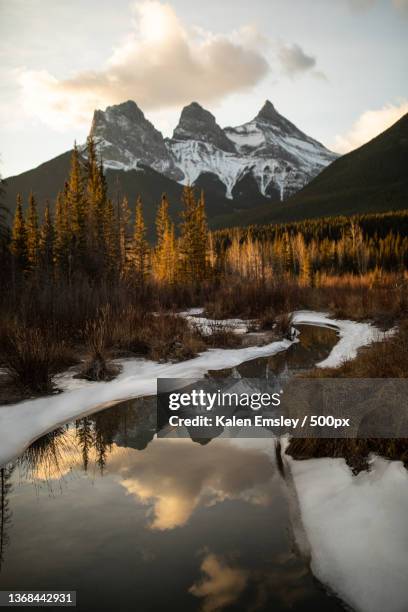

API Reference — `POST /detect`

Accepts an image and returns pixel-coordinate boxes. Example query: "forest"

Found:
[0,141,408,400]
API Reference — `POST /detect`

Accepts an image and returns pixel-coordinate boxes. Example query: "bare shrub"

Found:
[1,324,74,395]
[78,306,120,381]
[147,314,206,362]
[259,308,276,331]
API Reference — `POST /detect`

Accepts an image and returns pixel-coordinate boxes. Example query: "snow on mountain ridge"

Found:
[90,99,338,201]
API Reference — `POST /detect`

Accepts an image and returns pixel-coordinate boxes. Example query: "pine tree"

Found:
[65,143,86,266]
[76,418,94,472]
[133,197,150,285]
[86,137,108,272]
[26,192,39,270]
[39,203,54,274]
[103,198,119,277]
[54,191,69,276]
[179,187,208,283]
[10,194,28,272]
[154,194,178,283]
[119,196,131,273]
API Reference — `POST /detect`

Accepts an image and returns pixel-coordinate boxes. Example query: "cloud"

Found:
[332,100,408,153]
[189,553,248,612]
[345,0,376,11]
[392,0,408,14]
[343,0,408,15]
[112,438,275,530]
[278,43,325,79]
[18,1,269,130]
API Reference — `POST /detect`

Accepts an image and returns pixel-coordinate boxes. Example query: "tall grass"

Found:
[0,324,75,395]
[0,271,407,394]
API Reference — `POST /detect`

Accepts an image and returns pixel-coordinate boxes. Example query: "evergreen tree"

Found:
[39,203,54,274]
[103,198,119,277]
[154,194,178,283]
[65,143,86,266]
[26,192,39,270]
[119,196,131,273]
[10,194,27,272]
[54,191,70,277]
[76,418,94,473]
[133,197,150,285]
[86,137,107,269]
[179,187,208,283]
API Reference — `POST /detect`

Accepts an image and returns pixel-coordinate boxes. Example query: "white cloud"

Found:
[189,553,248,612]
[112,438,274,530]
[332,100,408,153]
[18,1,269,130]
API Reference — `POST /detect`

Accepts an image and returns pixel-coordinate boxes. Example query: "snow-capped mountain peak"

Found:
[90,99,338,202]
[173,102,235,153]
[90,100,182,180]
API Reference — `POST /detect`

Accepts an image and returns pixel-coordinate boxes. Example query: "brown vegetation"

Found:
[2,142,408,396]
[286,438,408,474]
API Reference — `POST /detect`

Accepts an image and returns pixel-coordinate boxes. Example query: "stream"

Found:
[0,323,406,611]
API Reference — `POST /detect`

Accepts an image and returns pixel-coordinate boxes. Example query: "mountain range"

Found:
[213,111,408,228]
[89,99,337,202]
[4,100,407,234]
[4,100,337,231]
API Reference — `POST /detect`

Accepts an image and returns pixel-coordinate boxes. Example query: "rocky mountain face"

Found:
[90,101,182,181]
[89,99,338,203]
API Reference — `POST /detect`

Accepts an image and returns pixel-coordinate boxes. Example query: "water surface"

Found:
[0,325,346,611]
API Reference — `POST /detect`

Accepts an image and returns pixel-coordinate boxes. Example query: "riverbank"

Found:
[0,311,387,467]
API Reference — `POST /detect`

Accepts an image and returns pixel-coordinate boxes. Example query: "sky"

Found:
[0,0,407,177]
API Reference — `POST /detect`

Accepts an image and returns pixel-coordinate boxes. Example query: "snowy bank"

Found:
[0,336,294,467]
[292,310,388,368]
[287,454,408,612]
[183,309,388,367]
[0,310,389,466]
[180,309,251,335]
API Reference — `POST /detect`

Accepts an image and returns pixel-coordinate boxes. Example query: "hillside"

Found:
[3,151,235,238]
[3,99,338,230]
[211,112,408,228]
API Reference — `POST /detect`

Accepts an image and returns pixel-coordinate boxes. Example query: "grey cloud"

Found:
[392,0,408,15]
[278,44,322,78]
[346,0,376,11]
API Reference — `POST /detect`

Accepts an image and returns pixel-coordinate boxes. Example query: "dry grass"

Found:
[1,270,407,394]
[286,438,408,474]
[309,319,408,378]
[0,323,76,395]
[82,306,207,366]
[202,322,242,348]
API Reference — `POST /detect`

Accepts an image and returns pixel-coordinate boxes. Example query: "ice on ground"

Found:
[181,309,388,364]
[0,310,390,467]
[184,315,251,335]
[291,310,390,368]
[287,454,408,612]
[0,336,295,467]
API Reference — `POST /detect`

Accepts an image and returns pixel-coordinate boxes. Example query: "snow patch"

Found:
[0,311,390,467]
[291,311,390,368]
[287,454,408,612]
[0,337,295,467]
